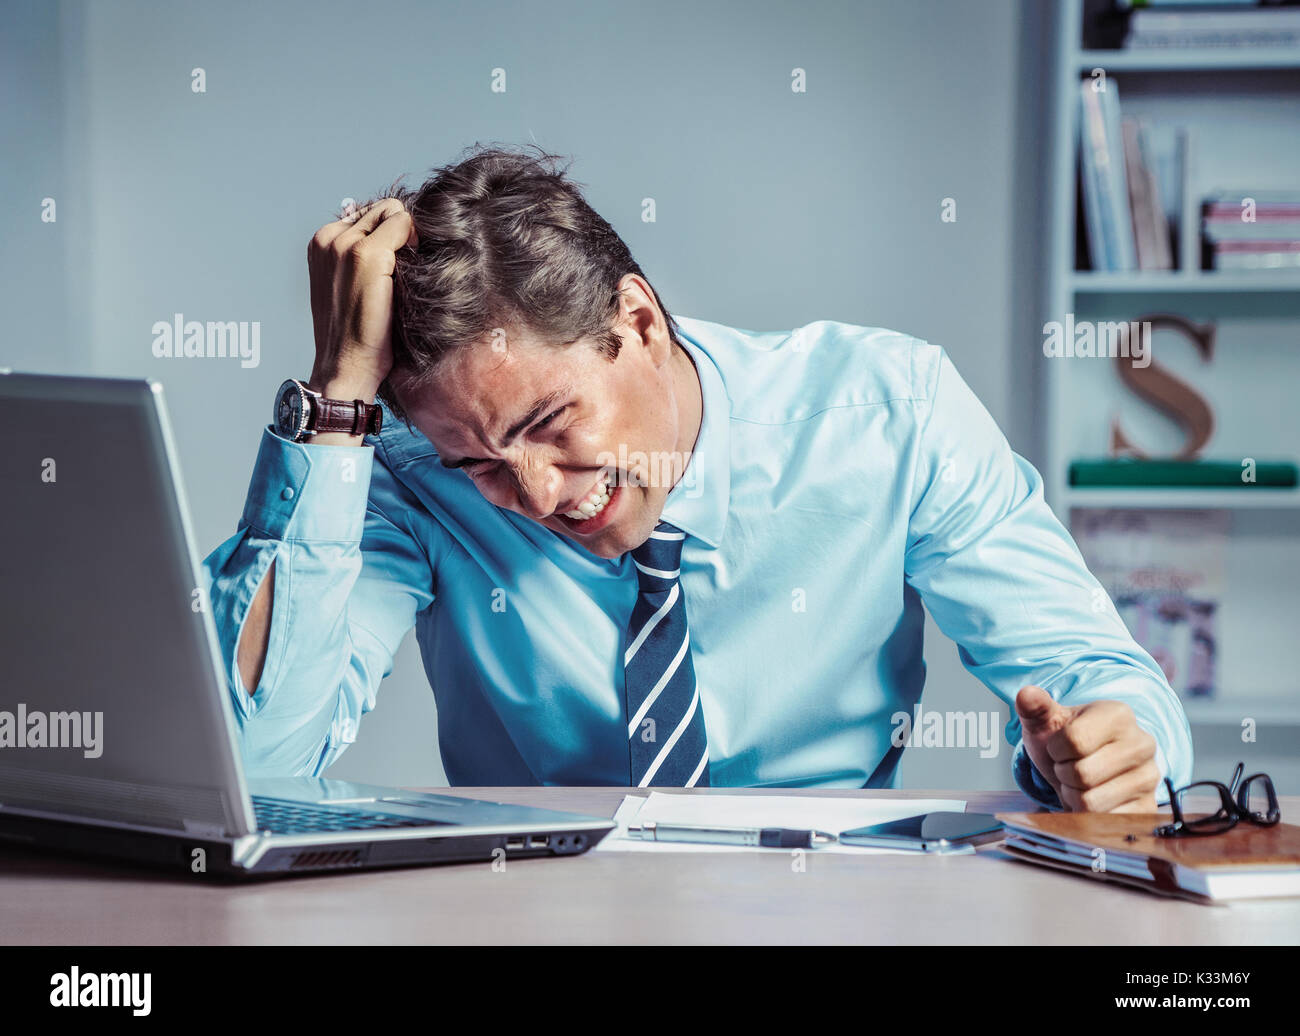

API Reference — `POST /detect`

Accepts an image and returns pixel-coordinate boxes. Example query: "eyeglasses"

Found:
[1153,761,1281,838]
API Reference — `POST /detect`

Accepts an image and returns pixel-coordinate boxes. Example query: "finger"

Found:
[310,218,355,254]
[362,204,418,253]
[1053,726,1156,790]
[1044,699,1130,762]
[316,198,404,258]
[1059,759,1162,813]
[1014,685,1072,739]
[348,197,404,236]
[1109,792,1159,814]
[309,199,384,251]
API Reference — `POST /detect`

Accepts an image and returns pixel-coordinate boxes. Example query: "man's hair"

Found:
[361,142,685,423]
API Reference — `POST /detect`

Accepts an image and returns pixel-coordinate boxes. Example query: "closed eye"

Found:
[533,406,566,430]
[442,404,570,470]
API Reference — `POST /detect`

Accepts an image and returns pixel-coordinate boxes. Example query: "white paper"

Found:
[594,793,973,855]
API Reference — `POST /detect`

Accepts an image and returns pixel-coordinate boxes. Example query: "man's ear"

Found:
[616,274,671,366]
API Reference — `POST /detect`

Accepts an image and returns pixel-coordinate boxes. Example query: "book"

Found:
[1204,189,1300,208]
[1101,82,1139,272]
[1204,219,1300,243]
[997,811,1300,903]
[1117,0,1267,7]
[1213,241,1300,269]
[1150,127,1191,268]
[1069,459,1300,486]
[1078,80,1138,272]
[1079,82,1113,271]
[1122,118,1175,270]
[1127,7,1300,48]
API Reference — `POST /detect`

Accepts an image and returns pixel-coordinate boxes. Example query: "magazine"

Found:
[1070,509,1228,700]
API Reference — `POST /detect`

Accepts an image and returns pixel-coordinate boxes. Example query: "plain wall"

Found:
[2,0,1056,791]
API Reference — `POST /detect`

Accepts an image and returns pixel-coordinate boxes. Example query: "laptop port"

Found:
[505,837,524,850]
[529,835,548,848]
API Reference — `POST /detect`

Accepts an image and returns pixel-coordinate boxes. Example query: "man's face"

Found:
[395,291,697,559]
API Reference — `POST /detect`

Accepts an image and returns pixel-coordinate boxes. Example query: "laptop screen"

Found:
[0,374,253,838]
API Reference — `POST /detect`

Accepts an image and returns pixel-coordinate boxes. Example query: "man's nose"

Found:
[512,464,563,520]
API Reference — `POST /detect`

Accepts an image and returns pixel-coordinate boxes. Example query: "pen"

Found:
[627,820,837,848]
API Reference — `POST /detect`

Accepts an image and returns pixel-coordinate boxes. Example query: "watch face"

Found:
[275,381,306,437]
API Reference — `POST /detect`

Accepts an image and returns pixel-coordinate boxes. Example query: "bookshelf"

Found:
[1043,1,1300,757]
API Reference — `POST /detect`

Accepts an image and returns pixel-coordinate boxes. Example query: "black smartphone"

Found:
[838,811,1005,852]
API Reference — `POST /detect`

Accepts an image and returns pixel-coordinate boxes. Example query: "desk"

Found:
[1,788,1296,944]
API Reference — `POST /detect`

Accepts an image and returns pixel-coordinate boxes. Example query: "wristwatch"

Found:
[274,378,383,442]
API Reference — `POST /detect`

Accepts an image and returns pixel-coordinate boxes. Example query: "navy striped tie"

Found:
[623,521,710,787]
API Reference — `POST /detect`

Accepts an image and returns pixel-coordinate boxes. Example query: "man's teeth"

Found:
[564,476,612,520]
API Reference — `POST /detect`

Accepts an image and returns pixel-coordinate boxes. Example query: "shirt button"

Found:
[280,487,295,501]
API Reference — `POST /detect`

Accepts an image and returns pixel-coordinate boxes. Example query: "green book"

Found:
[1069,459,1299,488]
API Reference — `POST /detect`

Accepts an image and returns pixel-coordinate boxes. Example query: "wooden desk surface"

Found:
[1,787,1296,944]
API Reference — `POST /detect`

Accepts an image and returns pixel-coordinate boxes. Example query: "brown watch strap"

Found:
[311,396,383,436]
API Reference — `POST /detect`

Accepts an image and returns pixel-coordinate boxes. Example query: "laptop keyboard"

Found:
[251,796,445,835]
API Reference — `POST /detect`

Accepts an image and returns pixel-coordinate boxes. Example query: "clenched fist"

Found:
[307,197,418,401]
[1015,685,1162,813]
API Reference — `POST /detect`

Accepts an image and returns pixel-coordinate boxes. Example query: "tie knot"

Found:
[631,521,685,589]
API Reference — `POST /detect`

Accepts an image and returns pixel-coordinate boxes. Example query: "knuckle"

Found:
[347,239,376,266]
[1095,700,1126,727]
[1071,758,1097,788]
[1060,726,1087,755]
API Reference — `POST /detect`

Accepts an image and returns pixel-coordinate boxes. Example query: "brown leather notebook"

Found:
[995,811,1300,904]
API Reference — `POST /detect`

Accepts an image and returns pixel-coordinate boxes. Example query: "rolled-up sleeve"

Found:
[201,426,436,777]
[903,348,1193,809]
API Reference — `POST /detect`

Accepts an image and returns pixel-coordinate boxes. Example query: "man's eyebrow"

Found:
[439,388,571,469]
[505,388,569,442]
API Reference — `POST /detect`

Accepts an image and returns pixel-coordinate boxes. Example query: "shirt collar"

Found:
[658,316,731,549]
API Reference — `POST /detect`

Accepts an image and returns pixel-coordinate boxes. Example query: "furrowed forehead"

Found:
[404,350,581,452]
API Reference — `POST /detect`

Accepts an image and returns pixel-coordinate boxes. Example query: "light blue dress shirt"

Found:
[202,315,1193,805]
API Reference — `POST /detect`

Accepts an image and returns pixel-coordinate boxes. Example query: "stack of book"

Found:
[1123,1,1300,50]
[1078,79,1183,272]
[997,811,1300,903]
[1202,191,1300,270]
[1078,81,1299,275]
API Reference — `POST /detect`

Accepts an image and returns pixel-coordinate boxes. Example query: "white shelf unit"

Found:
[1072,271,1300,294]
[1064,487,1300,510]
[1043,1,1300,733]
[1076,47,1300,73]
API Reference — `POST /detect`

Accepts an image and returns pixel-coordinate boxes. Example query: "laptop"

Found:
[0,371,614,879]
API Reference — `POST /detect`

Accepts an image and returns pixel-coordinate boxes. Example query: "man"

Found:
[204,144,1192,811]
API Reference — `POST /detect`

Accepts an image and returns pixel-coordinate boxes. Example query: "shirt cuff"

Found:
[1012,739,1063,810]
[240,425,375,541]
